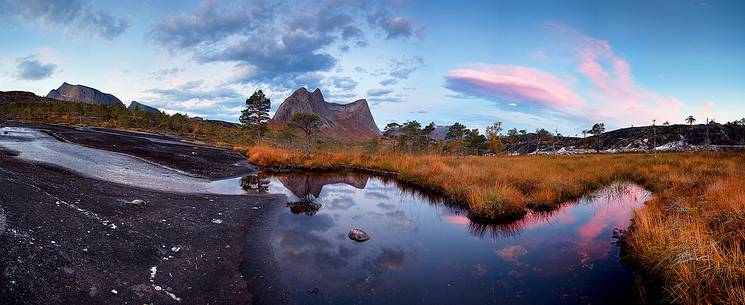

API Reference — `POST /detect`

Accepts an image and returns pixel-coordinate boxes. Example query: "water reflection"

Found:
[242,171,651,305]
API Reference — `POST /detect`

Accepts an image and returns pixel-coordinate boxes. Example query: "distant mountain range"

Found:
[271,87,381,141]
[1,83,161,115]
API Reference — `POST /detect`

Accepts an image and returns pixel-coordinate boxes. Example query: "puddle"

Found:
[246,171,651,305]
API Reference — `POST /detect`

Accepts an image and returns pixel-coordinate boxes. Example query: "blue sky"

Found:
[1,0,743,135]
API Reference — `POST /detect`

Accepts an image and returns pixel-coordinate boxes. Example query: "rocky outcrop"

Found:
[272,88,381,140]
[47,82,124,107]
[127,101,160,114]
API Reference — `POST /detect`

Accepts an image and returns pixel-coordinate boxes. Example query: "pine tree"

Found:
[240,90,271,143]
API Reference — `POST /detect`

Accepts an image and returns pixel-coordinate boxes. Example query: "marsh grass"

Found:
[238,145,745,305]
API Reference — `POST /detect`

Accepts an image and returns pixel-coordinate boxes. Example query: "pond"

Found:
[240,171,652,305]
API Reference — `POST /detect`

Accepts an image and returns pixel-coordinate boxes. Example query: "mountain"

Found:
[127,101,160,114]
[271,87,381,141]
[46,82,124,107]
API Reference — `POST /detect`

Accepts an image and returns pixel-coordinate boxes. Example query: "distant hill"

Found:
[127,101,160,114]
[0,91,63,105]
[505,123,745,154]
[271,87,380,141]
[47,82,124,107]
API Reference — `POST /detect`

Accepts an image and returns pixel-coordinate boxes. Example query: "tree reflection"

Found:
[288,199,322,216]
[240,173,270,194]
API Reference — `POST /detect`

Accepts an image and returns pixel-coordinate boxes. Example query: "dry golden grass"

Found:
[238,145,745,305]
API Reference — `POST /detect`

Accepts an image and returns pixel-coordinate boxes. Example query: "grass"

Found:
[238,145,745,305]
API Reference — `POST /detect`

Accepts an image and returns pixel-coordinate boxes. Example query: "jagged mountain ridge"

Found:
[271,87,381,141]
[47,82,124,107]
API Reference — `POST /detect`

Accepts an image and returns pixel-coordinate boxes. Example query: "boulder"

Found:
[348,228,370,242]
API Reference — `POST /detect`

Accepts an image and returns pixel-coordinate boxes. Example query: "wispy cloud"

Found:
[445,64,584,111]
[548,22,684,124]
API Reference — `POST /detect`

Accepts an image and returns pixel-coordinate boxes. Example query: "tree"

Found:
[589,123,605,152]
[239,90,271,143]
[445,122,467,155]
[382,122,401,151]
[278,123,297,148]
[464,129,488,155]
[732,118,745,147]
[506,128,518,153]
[290,112,322,159]
[485,121,504,155]
[400,120,422,152]
[534,128,552,153]
[685,115,696,126]
[446,122,467,140]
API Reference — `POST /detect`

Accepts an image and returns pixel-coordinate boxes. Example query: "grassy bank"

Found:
[239,145,744,305]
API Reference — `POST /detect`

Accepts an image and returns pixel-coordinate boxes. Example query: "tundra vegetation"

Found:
[2,101,745,304]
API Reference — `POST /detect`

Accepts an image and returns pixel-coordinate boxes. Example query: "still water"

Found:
[242,171,651,305]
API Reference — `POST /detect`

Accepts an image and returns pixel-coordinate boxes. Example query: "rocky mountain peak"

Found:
[46,83,124,107]
[272,87,381,141]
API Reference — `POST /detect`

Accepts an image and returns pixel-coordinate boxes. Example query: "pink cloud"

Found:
[444,24,687,127]
[548,22,685,125]
[700,101,715,119]
[445,64,585,112]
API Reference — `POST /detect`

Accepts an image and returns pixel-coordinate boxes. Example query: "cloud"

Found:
[700,101,714,119]
[149,0,258,49]
[445,23,686,127]
[146,86,241,102]
[445,64,585,111]
[149,0,417,89]
[548,22,684,124]
[328,76,358,91]
[389,56,424,79]
[379,78,398,86]
[367,88,394,96]
[15,54,57,80]
[1,0,130,39]
[143,80,246,119]
[367,9,422,40]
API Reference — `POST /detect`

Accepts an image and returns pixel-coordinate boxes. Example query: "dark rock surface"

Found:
[0,123,289,305]
[47,82,125,107]
[271,87,380,141]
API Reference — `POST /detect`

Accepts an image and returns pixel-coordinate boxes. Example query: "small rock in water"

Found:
[348,228,370,242]
[129,199,146,208]
[211,218,223,224]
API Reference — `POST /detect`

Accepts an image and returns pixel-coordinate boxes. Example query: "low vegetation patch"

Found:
[239,145,745,305]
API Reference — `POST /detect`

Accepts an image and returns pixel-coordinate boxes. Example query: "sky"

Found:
[1,0,744,135]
